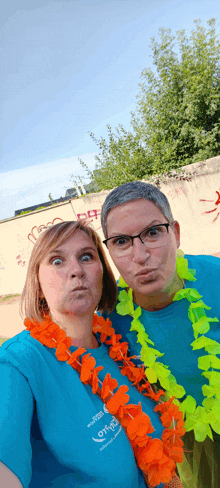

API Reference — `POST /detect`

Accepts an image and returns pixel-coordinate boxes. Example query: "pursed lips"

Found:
[135,268,157,277]
[71,286,88,292]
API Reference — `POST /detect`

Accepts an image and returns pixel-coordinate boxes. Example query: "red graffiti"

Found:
[28,217,64,244]
[200,189,220,222]
[167,187,186,200]
[16,255,25,267]
[77,209,102,230]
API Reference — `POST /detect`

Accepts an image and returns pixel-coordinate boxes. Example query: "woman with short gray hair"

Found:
[101,180,220,488]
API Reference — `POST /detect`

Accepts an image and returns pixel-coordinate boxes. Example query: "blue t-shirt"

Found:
[106,255,220,406]
[0,330,165,488]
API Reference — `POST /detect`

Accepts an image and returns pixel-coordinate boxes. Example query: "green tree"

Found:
[81,19,220,189]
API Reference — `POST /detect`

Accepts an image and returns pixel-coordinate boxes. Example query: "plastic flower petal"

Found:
[92,315,115,341]
[80,353,96,383]
[92,365,104,394]
[127,411,155,440]
[67,347,86,368]
[106,385,129,414]
[101,373,118,401]
[55,338,72,361]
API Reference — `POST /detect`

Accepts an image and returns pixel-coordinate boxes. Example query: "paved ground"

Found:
[0,297,25,338]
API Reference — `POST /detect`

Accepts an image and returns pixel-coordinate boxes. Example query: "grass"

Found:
[0,294,20,301]
[0,337,9,346]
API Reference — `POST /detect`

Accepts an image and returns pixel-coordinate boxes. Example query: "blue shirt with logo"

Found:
[0,329,165,488]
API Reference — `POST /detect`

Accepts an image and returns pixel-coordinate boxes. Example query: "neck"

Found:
[49,310,99,349]
[133,272,184,312]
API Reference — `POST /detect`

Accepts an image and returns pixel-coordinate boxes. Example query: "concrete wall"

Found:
[0,155,220,295]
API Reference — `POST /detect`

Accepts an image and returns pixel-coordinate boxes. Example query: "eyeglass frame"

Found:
[103,223,171,250]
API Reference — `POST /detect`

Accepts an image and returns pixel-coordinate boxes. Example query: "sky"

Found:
[1,0,220,219]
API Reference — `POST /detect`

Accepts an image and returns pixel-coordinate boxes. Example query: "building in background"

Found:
[14,181,98,216]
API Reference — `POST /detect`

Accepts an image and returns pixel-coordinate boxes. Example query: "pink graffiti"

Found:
[167,187,186,200]
[77,209,102,230]
[16,255,25,267]
[28,217,64,244]
[200,189,220,222]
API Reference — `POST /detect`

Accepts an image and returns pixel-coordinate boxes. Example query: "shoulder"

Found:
[186,254,220,275]
[0,330,52,373]
[186,254,220,266]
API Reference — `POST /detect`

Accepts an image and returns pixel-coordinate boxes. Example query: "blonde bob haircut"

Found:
[20,220,117,322]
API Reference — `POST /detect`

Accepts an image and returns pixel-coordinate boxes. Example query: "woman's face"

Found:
[106,199,180,296]
[38,230,103,318]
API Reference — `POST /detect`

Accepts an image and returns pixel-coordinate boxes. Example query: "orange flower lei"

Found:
[24,314,185,488]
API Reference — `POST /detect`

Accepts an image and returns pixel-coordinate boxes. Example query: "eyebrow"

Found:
[48,246,97,255]
[108,220,163,238]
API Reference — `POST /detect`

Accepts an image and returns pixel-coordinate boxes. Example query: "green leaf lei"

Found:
[116,252,220,443]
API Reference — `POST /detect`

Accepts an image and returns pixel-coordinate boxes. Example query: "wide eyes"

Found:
[113,236,129,246]
[51,257,63,266]
[79,253,93,262]
[50,253,94,266]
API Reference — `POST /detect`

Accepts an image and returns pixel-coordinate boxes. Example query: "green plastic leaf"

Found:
[210,356,220,369]
[118,290,129,302]
[133,306,142,320]
[189,268,196,277]
[212,403,220,418]
[191,336,219,352]
[181,395,197,414]
[210,420,220,435]
[172,384,186,398]
[184,415,197,432]
[189,300,211,311]
[198,355,214,371]
[130,318,145,333]
[173,288,202,302]
[213,387,220,400]
[116,301,132,316]
[194,423,209,442]
[192,317,210,338]
[205,342,220,355]
[176,257,197,281]
[167,374,176,388]
[173,289,191,301]
[202,397,217,410]
[145,367,157,383]
[137,331,154,348]
[188,289,203,301]
[128,287,133,300]
[202,384,215,398]
[154,362,170,378]
[159,376,172,390]
[140,349,156,367]
[192,406,207,422]
[118,276,128,288]
[148,347,164,358]
[202,371,220,387]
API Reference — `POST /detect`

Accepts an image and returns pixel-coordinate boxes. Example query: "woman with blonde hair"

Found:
[0,221,183,488]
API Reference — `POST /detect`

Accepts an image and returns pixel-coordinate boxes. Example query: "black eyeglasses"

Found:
[103,223,170,256]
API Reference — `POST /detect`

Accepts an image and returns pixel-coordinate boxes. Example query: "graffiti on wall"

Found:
[28,217,64,244]
[200,189,220,222]
[16,255,25,267]
[167,187,186,200]
[77,209,102,231]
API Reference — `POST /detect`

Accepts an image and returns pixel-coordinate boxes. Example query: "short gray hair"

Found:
[101,181,174,237]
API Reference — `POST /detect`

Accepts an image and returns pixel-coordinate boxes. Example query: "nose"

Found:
[68,258,85,279]
[131,236,150,264]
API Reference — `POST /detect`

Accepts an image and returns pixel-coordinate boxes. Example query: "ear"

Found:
[171,221,180,248]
